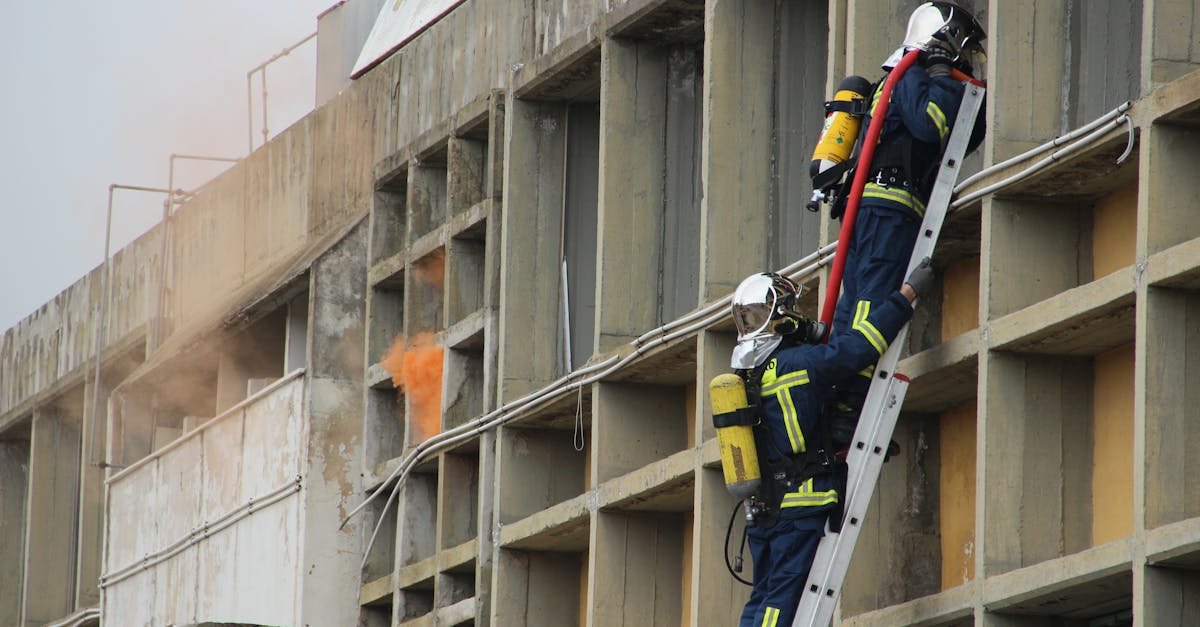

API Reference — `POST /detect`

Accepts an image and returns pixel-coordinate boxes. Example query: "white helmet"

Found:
[730,273,821,369]
[903,2,986,68]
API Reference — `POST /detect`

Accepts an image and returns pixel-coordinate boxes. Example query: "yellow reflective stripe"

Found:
[863,183,927,217]
[852,300,888,355]
[760,369,810,454]
[761,606,780,627]
[777,381,805,454]
[760,369,809,396]
[926,101,949,139]
[858,365,875,378]
[780,478,840,508]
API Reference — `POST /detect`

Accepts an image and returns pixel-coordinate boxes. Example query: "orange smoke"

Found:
[413,248,445,287]
[380,332,444,443]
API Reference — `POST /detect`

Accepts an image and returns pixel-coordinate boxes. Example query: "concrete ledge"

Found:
[499,493,591,552]
[989,269,1136,356]
[1147,237,1200,290]
[359,573,393,606]
[366,362,393,390]
[984,125,1138,204]
[594,448,694,512]
[437,595,476,625]
[440,538,478,571]
[603,0,705,43]
[899,330,980,414]
[445,310,487,350]
[398,613,434,627]
[511,28,601,100]
[409,225,448,265]
[374,151,409,190]
[449,198,492,236]
[839,582,974,627]
[398,554,438,589]
[369,249,406,288]
[1146,517,1200,568]
[1147,66,1200,128]
[983,539,1133,615]
[365,455,402,493]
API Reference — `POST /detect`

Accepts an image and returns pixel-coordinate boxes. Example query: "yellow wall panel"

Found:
[1092,185,1137,279]
[941,256,980,340]
[939,401,977,589]
[1092,344,1135,545]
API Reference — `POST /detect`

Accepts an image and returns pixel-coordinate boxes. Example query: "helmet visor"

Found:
[733,301,774,340]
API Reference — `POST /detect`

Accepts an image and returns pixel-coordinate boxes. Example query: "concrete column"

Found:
[987,0,1069,159]
[699,0,775,300]
[299,219,367,627]
[21,405,81,626]
[691,468,744,625]
[595,37,668,353]
[0,438,30,626]
[1144,0,1200,87]
[497,97,566,399]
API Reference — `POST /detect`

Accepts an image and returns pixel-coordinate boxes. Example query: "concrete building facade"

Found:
[2,0,1199,625]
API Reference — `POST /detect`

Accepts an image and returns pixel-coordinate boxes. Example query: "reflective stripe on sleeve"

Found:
[852,300,889,355]
[926,101,949,139]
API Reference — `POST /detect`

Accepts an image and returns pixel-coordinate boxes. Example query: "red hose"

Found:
[819,49,922,338]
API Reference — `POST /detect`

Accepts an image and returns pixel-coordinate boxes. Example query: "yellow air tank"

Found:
[710,373,761,501]
[810,75,872,190]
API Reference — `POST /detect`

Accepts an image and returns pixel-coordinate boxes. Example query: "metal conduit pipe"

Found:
[246,31,317,153]
[954,101,1132,193]
[952,115,1130,209]
[635,242,838,347]
[88,184,180,471]
[44,608,101,627]
[155,154,240,350]
[356,250,841,566]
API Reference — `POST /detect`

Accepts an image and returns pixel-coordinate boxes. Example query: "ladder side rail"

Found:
[845,83,986,496]
[792,84,986,627]
[793,371,910,626]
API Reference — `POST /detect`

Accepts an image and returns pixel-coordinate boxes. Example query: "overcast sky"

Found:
[0,0,338,332]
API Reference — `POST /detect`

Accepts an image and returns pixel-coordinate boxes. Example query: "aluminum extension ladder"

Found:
[792,80,986,627]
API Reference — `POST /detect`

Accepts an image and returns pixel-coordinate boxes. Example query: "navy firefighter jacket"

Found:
[862,64,987,221]
[753,291,914,520]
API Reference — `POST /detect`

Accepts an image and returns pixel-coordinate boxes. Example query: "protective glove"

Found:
[904,257,936,298]
[922,47,954,78]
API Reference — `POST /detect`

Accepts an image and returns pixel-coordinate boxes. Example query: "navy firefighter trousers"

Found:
[739,515,826,627]
[831,204,920,402]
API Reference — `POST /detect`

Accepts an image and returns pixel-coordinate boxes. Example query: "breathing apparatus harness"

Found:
[720,339,848,586]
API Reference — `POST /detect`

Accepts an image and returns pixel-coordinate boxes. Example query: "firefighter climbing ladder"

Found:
[792,81,986,627]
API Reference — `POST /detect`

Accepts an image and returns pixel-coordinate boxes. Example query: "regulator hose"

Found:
[725,500,754,587]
